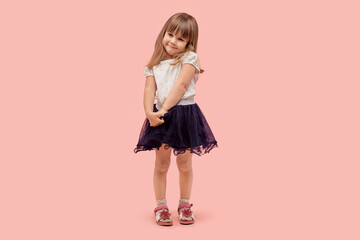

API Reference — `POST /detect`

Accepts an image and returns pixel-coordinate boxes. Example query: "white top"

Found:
[144,51,201,109]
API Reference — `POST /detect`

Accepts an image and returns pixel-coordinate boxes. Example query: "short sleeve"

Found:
[144,67,154,77]
[182,51,200,73]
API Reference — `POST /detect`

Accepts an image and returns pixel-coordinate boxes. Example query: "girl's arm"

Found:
[159,64,196,112]
[143,76,165,127]
[143,76,157,115]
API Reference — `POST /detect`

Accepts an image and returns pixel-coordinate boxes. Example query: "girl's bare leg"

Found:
[153,143,172,200]
[176,150,193,199]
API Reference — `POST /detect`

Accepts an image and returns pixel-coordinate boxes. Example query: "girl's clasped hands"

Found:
[146,108,168,127]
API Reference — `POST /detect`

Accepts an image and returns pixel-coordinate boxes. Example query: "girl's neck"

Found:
[162,54,173,61]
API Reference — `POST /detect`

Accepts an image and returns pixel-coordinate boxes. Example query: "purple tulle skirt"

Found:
[134,103,218,156]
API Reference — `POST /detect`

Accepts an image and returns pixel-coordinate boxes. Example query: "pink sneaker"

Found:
[177,203,195,225]
[154,205,173,226]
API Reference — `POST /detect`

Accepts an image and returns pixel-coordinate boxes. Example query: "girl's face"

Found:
[162,31,189,58]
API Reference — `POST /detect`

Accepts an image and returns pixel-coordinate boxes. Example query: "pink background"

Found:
[1,0,359,239]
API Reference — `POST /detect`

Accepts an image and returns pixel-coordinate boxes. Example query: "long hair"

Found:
[146,13,204,73]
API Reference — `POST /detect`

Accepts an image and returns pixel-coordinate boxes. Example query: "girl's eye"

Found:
[178,38,184,41]
[168,33,173,36]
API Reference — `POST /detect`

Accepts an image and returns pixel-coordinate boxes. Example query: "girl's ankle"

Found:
[156,198,167,207]
[179,198,190,206]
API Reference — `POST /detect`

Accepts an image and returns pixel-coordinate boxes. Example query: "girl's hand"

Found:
[146,111,165,127]
[157,108,168,119]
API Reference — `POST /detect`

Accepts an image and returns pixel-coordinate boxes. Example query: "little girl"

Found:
[134,12,218,226]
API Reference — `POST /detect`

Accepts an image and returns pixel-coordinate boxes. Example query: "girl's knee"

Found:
[155,158,171,173]
[176,154,192,173]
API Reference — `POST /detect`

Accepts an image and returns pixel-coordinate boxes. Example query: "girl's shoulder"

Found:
[182,51,200,73]
[184,51,198,60]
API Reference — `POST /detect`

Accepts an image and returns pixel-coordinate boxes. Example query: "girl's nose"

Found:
[170,37,176,44]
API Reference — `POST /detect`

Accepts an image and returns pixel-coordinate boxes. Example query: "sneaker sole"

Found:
[179,220,195,225]
[157,221,173,226]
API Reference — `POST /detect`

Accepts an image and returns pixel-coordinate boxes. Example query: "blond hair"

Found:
[146,13,204,73]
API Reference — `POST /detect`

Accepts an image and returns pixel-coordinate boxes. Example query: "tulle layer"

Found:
[134,103,218,156]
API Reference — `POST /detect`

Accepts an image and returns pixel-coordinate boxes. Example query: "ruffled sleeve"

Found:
[182,51,200,73]
[144,67,154,77]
